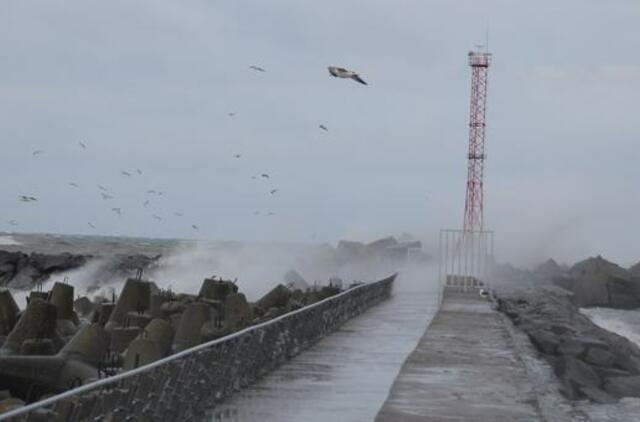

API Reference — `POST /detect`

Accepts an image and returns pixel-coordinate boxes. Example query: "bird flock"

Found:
[9,64,368,236]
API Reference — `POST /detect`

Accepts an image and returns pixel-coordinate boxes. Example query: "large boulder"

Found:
[603,375,640,398]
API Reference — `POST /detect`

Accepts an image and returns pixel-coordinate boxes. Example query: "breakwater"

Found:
[1,274,395,421]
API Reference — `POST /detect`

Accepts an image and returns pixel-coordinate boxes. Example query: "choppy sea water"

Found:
[577,307,640,420]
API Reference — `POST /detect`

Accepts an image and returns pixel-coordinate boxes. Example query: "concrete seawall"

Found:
[0,275,395,421]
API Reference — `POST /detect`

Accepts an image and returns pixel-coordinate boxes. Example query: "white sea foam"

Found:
[580,306,640,347]
[0,235,21,246]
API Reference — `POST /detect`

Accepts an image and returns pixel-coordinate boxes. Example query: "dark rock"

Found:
[534,258,567,279]
[557,339,585,356]
[603,375,640,398]
[256,285,291,311]
[584,346,616,367]
[555,356,601,393]
[73,297,94,317]
[579,386,618,404]
[527,329,560,354]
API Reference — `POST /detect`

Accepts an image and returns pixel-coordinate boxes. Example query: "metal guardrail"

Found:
[0,275,395,421]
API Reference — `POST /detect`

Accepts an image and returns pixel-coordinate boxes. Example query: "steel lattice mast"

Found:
[463,50,492,233]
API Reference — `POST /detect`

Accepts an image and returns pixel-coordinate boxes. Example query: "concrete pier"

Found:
[376,289,543,422]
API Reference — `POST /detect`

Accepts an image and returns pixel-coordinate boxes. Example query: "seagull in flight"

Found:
[19,195,37,202]
[32,150,43,156]
[100,192,113,200]
[88,222,96,229]
[174,212,183,217]
[270,189,278,195]
[143,200,150,207]
[136,168,143,175]
[98,185,108,192]
[120,171,132,177]
[79,141,87,149]
[267,212,275,216]
[319,124,328,132]
[227,112,237,117]
[249,65,266,72]
[261,173,270,179]
[111,207,122,216]
[153,214,162,221]
[234,154,241,158]
[69,182,79,188]
[328,66,368,85]
[191,224,199,230]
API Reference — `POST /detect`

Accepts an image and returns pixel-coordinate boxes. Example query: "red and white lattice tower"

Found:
[463,49,492,233]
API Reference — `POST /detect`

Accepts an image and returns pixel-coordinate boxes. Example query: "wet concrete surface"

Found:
[206,274,439,422]
[376,289,543,422]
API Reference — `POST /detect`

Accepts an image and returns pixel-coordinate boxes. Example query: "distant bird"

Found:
[270,189,278,195]
[32,150,43,156]
[136,168,143,175]
[152,214,162,221]
[98,185,108,192]
[88,222,96,229]
[267,212,275,216]
[111,207,122,216]
[328,66,368,85]
[191,224,199,230]
[228,112,237,117]
[120,171,132,177]
[249,65,266,72]
[100,193,113,200]
[79,141,87,149]
[319,124,328,132]
[234,154,241,158]
[146,190,157,195]
[68,182,79,188]
[143,200,150,207]
[19,195,37,202]
[8,220,18,226]
[174,212,183,217]
[261,174,269,179]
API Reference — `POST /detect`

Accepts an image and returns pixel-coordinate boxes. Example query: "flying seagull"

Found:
[234,154,241,158]
[79,141,87,149]
[319,124,328,132]
[327,66,367,85]
[111,207,122,216]
[153,214,162,221]
[174,212,183,217]
[191,224,199,230]
[136,168,143,175]
[261,173,270,179]
[32,150,43,156]
[267,212,275,216]
[98,185,108,192]
[249,65,266,72]
[227,112,237,117]
[88,222,96,229]
[270,189,278,195]
[19,195,37,202]
[68,182,79,188]
[100,193,113,200]
[120,171,132,177]
[143,200,150,207]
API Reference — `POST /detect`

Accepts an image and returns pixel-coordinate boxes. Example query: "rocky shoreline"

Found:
[494,255,640,406]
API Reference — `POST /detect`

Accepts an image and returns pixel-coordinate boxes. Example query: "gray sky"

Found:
[1,0,639,266]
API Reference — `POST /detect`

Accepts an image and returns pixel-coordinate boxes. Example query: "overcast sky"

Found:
[1,0,638,266]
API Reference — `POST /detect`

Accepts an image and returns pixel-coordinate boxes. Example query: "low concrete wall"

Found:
[1,275,395,421]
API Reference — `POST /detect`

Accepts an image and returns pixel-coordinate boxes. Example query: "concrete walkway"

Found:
[206,273,440,422]
[376,289,543,422]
